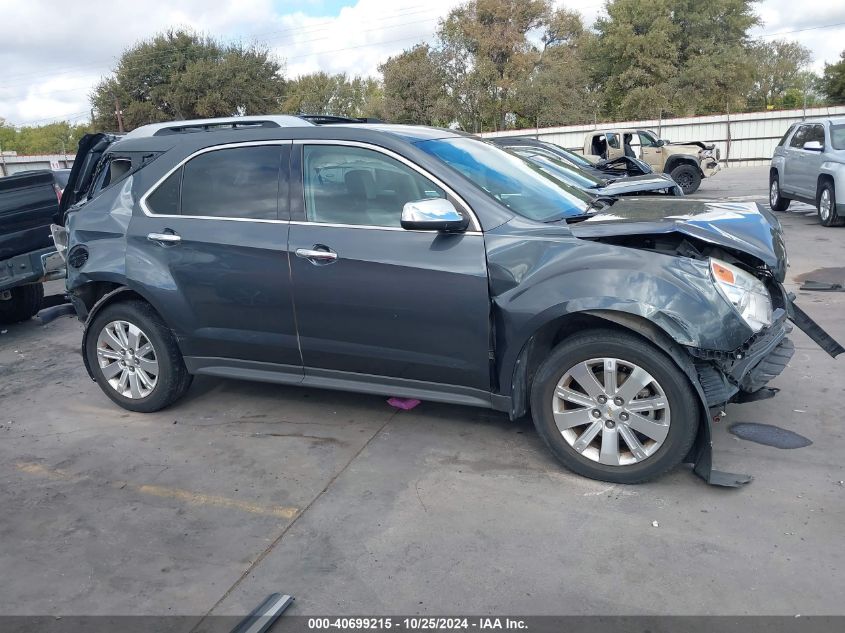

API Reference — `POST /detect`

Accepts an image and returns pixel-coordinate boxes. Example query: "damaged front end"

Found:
[568,198,843,486]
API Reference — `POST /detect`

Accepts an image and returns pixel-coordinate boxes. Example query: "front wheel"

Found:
[669,164,702,195]
[529,330,699,484]
[85,300,192,412]
[817,182,844,227]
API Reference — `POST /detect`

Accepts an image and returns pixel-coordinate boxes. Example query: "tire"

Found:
[769,173,790,211]
[529,329,699,484]
[0,283,44,324]
[817,182,844,227]
[669,164,702,195]
[85,299,192,413]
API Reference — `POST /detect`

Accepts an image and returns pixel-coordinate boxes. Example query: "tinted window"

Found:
[146,168,181,215]
[180,146,281,219]
[810,125,825,145]
[789,125,809,148]
[606,133,620,149]
[638,132,657,147]
[303,145,445,227]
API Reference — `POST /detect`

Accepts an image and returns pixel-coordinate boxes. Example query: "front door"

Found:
[638,131,663,171]
[128,143,301,372]
[288,142,491,393]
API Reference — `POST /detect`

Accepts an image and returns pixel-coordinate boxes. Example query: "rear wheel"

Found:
[769,174,790,211]
[0,283,44,324]
[817,182,844,227]
[669,164,702,195]
[85,300,192,412]
[529,330,699,484]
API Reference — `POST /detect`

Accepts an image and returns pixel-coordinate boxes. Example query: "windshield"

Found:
[513,150,603,189]
[831,124,845,150]
[416,137,593,221]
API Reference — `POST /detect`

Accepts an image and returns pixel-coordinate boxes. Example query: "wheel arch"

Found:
[78,283,172,381]
[665,155,702,175]
[505,308,711,469]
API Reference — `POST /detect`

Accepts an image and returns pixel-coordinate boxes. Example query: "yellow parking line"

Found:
[15,462,298,519]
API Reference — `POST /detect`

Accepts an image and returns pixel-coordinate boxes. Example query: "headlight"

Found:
[710,258,773,332]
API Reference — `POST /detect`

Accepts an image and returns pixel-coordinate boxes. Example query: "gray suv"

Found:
[770,118,845,226]
[55,116,842,486]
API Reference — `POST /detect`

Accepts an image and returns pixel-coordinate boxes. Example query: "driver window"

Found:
[638,132,656,147]
[789,125,809,149]
[303,145,446,227]
[605,133,620,149]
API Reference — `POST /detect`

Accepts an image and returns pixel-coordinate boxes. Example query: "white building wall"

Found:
[0,153,75,177]
[481,106,845,167]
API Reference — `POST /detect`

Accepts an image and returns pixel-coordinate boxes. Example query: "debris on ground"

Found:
[799,280,844,292]
[651,520,659,528]
[387,397,421,411]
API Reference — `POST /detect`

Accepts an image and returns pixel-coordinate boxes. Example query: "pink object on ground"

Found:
[387,397,421,410]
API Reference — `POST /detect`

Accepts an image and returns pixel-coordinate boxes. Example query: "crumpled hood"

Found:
[597,173,681,196]
[667,140,715,151]
[569,198,787,281]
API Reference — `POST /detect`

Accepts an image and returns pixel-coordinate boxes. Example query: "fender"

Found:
[664,154,700,174]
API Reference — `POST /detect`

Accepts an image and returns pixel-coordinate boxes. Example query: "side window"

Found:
[146,168,181,215]
[302,145,446,227]
[605,133,620,149]
[811,125,826,146]
[146,146,282,219]
[789,125,809,149]
[184,146,281,219]
[638,132,656,147]
[777,125,796,147]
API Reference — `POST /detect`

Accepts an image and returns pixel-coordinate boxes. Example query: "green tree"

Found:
[747,40,812,108]
[91,29,285,131]
[435,0,589,131]
[379,44,452,125]
[588,0,759,118]
[821,50,845,102]
[0,120,93,155]
[281,72,382,118]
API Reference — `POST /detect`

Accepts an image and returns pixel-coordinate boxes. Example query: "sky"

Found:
[1,0,844,127]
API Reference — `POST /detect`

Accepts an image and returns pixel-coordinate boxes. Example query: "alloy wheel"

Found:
[819,189,831,222]
[96,320,159,399]
[552,358,671,466]
[770,181,779,208]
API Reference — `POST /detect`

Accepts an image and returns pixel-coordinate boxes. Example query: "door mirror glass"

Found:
[803,140,823,152]
[401,198,468,232]
[654,139,666,147]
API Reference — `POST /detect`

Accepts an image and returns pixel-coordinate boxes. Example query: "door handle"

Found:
[147,232,181,246]
[295,246,337,264]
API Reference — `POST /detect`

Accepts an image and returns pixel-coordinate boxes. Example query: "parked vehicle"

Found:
[584,128,720,194]
[496,143,683,198]
[56,116,842,486]
[490,136,653,179]
[0,170,65,323]
[770,118,845,226]
[53,169,72,198]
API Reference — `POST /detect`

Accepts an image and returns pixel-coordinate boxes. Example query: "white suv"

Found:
[770,118,845,226]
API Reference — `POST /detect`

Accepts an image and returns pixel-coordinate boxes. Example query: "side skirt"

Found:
[184,357,511,412]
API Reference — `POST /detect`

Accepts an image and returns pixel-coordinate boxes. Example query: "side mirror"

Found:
[401,198,468,232]
[803,141,823,152]
[655,139,666,147]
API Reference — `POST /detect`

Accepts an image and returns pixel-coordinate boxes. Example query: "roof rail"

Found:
[122,115,313,139]
[298,114,384,125]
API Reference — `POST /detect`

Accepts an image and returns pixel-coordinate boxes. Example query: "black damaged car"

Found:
[54,116,843,486]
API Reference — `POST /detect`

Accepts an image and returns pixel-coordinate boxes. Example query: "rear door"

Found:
[288,140,492,395]
[128,142,301,374]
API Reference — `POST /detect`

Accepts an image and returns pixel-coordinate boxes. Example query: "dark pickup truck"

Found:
[0,170,65,323]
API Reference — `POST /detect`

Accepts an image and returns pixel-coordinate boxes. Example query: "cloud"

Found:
[1,0,843,126]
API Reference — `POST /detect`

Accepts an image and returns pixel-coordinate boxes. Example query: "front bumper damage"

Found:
[687,297,842,487]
